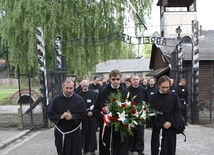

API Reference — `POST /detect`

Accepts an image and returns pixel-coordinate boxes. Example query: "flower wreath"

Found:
[101,90,161,142]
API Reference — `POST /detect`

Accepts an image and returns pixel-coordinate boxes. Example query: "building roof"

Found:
[158,30,214,61]
[96,58,151,73]
[146,66,170,77]
[157,0,194,7]
[184,30,214,60]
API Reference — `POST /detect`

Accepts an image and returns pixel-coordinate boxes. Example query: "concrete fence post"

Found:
[18,107,24,130]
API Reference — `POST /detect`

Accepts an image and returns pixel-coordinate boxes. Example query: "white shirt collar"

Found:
[111,84,120,89]
[83,89,89,92]
[132,85,139,88]
[159,90,163,94]
[63,92,73,98]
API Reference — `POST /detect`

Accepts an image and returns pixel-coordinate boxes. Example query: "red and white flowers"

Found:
[102,91,160,141]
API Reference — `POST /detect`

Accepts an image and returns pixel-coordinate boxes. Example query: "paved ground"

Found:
[0,105,42,114]
[0,123,214,155]
[1,105,214,154]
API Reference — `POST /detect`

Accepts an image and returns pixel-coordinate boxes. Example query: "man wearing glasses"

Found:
[92,69,129,155]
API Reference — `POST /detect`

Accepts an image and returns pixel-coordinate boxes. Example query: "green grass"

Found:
[0,89,18,105]
[0,85,18,89]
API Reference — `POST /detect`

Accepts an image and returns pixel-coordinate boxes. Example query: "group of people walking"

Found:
[47,69,189,155]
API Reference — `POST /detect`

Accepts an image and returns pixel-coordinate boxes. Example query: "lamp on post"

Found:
[176,26,182,40]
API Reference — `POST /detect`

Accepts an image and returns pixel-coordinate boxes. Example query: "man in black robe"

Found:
[128,75,147,155]
[89,76,103,94]
[150,75,181,155]
[92,69,129,155]
[141,77,148,90]
[175,78,189,125]
[169,78,177,93]
[78,80,97,155]
[146,77,158,101]
[124,77,131,89]
[74,79,82,94]
[48,79,87,155]
[89,76,103,129]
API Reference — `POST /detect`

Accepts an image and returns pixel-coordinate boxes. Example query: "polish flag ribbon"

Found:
[101,108,112,146]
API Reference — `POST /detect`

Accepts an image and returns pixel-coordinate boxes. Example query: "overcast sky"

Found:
[148,0,214,33]
[197,0,214,30]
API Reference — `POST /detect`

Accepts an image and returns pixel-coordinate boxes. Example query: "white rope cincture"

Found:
[158,128,163,155]
[55,124,81,153]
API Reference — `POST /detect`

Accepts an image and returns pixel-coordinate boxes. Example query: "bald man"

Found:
[78,80,98,155]
[128,75,147,155]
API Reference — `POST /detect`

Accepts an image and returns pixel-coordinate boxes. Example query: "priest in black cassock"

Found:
[128,75,147,155]
[150,75,181,155]
[175,78,189,125]
[92,69,129,155]
[89,76,103,94]
[78,80,97,155]
[89,76,103,129]
[169,78,177,93]
[146,77,158,101]
[48,79,87,155]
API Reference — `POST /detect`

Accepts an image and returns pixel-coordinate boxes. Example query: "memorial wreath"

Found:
[102,90,162,142]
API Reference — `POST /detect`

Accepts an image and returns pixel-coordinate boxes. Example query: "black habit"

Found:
[128,85,147,153]
[175,84,189,124]
[78,90,98,153]
[48,93,87,155]
[146,85,159,102]
[92,84,129,155]
[150,91,181,155]
[89,83,103,94]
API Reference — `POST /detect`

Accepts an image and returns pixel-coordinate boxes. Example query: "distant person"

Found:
[102,78,108,88]
[99,78,106,89]
[146,77,158,101]
[175,78,189,125]
[89,76,103,130]
[74,79,82,94]
[128,75,147,155]
[120,77,126,88]
[78,80,97,155]
[125,77,131,88]
[150,75,181,155]
[169,78,176,93]
[141,77,148,90]
[99,79,104,88]
[48,79,87,155]
[89,76,103,94]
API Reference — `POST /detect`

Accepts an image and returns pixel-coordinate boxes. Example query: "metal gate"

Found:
[182,65,214,124]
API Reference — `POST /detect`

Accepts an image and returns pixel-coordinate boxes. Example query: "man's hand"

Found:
[87,111,93,117]
[60,112,67,119]
[60,110,73,120]
[163,121,171,129]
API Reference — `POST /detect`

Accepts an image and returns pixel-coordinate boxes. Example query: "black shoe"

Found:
[138,153,145,155]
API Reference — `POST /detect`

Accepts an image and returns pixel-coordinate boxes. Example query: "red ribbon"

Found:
[101,112,112,146]
[102,106,109,114]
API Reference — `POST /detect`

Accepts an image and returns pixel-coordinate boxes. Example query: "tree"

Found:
[142,44,152,58]
[0,37,8,59]
[0,0,153,76]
